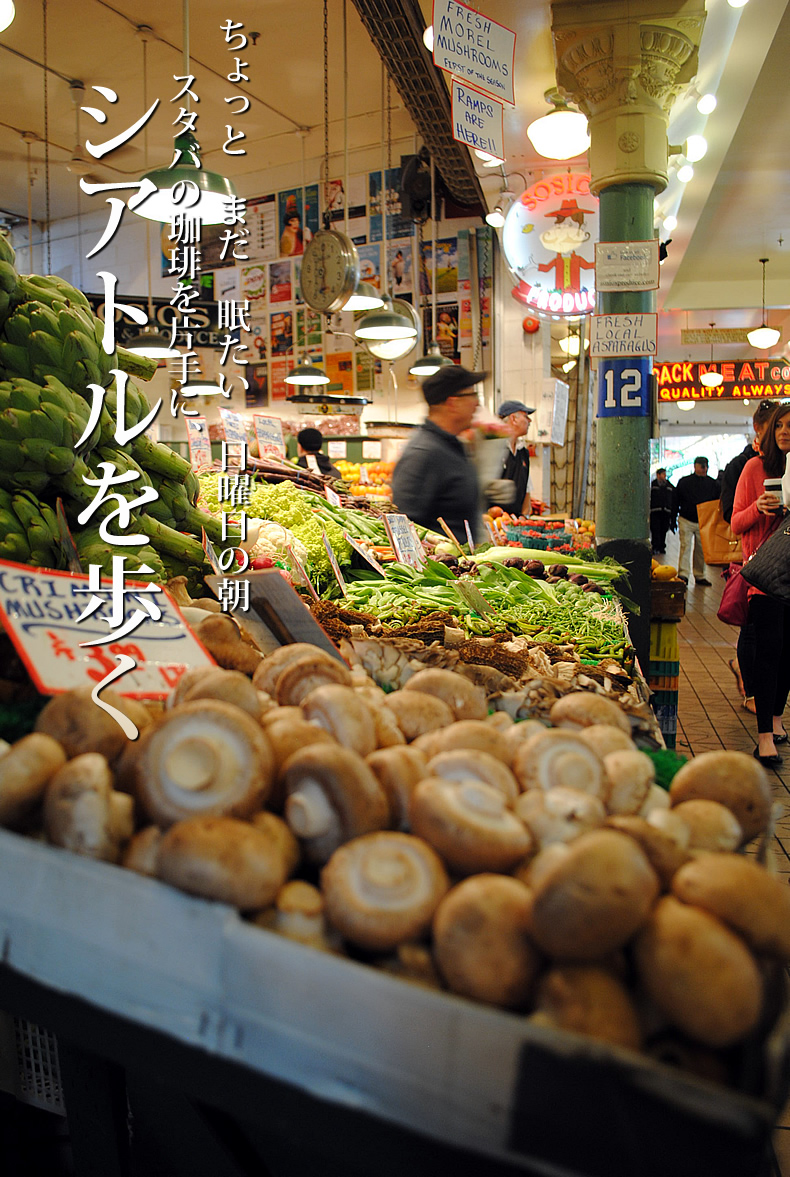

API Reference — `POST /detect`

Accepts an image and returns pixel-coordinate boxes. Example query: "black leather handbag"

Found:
[740,515,790,605]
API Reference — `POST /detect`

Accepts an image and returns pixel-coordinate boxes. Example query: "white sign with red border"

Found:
[451,79,504,160]
[590,313,658,358]
[185,416,213,471]
[0,560,215,698]
[432,0,516,106]
[252,413,286,459]
[219,408,247,450]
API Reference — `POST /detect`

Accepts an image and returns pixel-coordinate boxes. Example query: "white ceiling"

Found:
[0,0,788,379]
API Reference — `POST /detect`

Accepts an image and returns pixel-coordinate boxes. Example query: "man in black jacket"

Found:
[649,468,674,553]
[295,427,342,479]
[672,457,720,585]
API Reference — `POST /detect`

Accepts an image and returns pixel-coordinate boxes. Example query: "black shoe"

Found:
[678,575,688,583]
[695,578,712,586]
[754,746,782,767]
[774,730,788,744]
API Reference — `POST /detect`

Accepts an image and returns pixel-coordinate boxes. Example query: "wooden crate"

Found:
[650,579,686,619]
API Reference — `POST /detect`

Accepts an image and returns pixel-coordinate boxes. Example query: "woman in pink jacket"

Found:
[731,402,790,766]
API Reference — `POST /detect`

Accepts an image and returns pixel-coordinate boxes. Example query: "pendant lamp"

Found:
[410,342,452,377]
[0,1,14,33]
[135,0,236,224]
[747,259,780,350]
[344,281,384,311]
[699,322,723,388]
[285,356,330,386]
[527,90,589,161]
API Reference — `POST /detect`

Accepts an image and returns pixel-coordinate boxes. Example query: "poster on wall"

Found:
[240,263,266,304]
[277,190,308,258]
[387,240,413,295]
[214,268,241,302]
[369,167,415,242]
[425,304,460,361]
[270,311,294,356]
[270,357,290,401]
[355,349,380,393]
[421,238,459,295]
[245,195,278,262]
[247,318,268,363]
[357,243,382,291]
[325,175,367,229]
[459,289,491,354]
[269,261,292,303]
[245,364,268,408]
[326,351,355,395]
[296,308,323,349]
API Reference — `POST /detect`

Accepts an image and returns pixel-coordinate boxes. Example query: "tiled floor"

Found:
[656,536,790,1175]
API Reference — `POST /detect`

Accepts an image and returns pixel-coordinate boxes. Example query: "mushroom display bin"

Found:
[0,827,787,1177]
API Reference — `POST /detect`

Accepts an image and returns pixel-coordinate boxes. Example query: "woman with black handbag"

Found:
[731,402,790,766]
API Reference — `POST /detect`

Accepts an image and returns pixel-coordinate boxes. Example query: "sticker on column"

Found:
[597,357,651,418]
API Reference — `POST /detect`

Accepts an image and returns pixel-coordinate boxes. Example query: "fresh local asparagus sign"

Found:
[0,561,214,698]
[432,0,516,106]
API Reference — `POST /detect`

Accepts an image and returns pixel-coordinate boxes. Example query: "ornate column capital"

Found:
[551,0,706,193]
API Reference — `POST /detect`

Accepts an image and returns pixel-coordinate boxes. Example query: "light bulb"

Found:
[697,93,717,115]
[485,205,506,228]
[685,136,707,163]
[747,325,781,350]
[527,109,589,161]
[677,164,694,183]
[727,0,749,8]
[0,0,14,33]
[677,401,696,411]
[699,370,723,388]
[663,215,677,232]
[423,24,434,51]
[562,359,576,373]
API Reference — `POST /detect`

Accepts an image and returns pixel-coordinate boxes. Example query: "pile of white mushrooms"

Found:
[0,647,788,1085]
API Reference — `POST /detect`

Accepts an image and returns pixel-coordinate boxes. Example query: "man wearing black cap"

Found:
[391,365,484,542]
[295,427,341,479]
[496,399,535,517]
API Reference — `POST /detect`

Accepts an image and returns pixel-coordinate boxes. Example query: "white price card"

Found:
[185,416,213,471]
[384,514,426,570]
[252,413,286,459]
[0,560,215,698]
[327,440,347,459]
[219,408,248,448]
[594,241,659,292]
[344,532,385,575]
[324,484,343,507]
[590,313,658,358]
[321,533,348,596]
[432,0,516,106]
[361,440,381,460]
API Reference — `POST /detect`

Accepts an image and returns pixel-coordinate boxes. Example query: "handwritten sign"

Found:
[327,440,347,459]
[451,79,504,159]
[322,533,348,595]
[185,416,213,471]
[432,0,516,106]
[252,413,286,459]
[324,484,343,507]
[362,440,381,460]
[219,408,248,450]
[287,545,319,601]
[384,514,426,570]
[590,313,658,358]
[0,560,214,698]
[594,241,659,292]
[344,532,385,575]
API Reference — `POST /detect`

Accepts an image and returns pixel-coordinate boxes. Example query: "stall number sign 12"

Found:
[597,357,651,418]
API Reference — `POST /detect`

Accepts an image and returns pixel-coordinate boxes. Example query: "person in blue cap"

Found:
[495,399,535,517]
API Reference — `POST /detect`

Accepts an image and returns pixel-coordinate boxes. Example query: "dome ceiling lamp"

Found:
[747,258,781,350]
[699,322,723,388]
[135,0,237,224]
[526,89,590,161]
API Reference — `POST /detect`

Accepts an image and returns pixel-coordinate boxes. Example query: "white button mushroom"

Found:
[44,753,134,863]
[409,778,532,875]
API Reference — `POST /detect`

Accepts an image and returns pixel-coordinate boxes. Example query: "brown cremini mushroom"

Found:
[44,753,134,863]
[157,815,287,909]
[276,655,352,707]
[264,718,336,812]
[531,965,642,1050]
[301,684,377,757]
[261,705,303,729]
[512,729,608,801]
[366,746,428,830]
[252,643,341,697]
[35,688,151,761]
[194,614,262,675]
[0,732,67,827]
[132,700,274,827]
[549,692,631,734]
[321,831,449,951]
[122,825,164,877]
[426,749,519,806]
[283,744,389,864]
[257,880,341,952]
[251,811,301,878]
[514,787,606,849]
[604,815,691,890]
[409,777,532,876]
[432,874,539,1008]
[670,799,742,852]
[383,691,455,742]
[377,942,443,990]
[603,749,655,816]
[403,669,487,721]
[578,724,635,759]
[168,666,217,708]
[421,720,512,764]
[668,751,772,844]
[177,667,265,722]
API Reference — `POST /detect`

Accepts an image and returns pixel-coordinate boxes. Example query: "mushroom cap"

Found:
[670,799,742,852]
[177,667,264,722]
[43,753,126,862]
[253,643,341,697]
[366,746,428,830]
[605,816,691,890]
[512,729,608,800]
[157,815,287,909]
[194,614,262,675]
[301,684,377,757]
[251,811,301,878]
[283,743,389,864]
[34,688,151,761]
[515,787,606,849]
[549,692,631,735]
[409,777,532,876]
[603,749,655,816]
[264,719,336,812]
[529,829,659,960]
[133,700,274,827]
[424,720,513,764]
[403,669,487,721]
[427,749,519,806]
[671,852,790,960]
[168,666,217,709]
[276,655,352,707]
[501,720,549,769]
[669,751,772,844]
[122,825,164,877]
[269,880,338,950]
[578,724,635,759]
[384,691,455,741]
[433,874,539,1008]
[322,831,449,951]
[0,732,68,827]
[261,706,303,728]
[638,783,670,818]
[532,965,642,1051]
[646,807,692,849]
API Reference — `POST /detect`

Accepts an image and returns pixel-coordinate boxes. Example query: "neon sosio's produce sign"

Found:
[503,173,598,318]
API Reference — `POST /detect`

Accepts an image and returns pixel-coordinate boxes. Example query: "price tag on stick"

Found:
[383,514,426,569]
[344,531,385,575]
[287,545,319,601]
[464,520,476,553]
[322,532,348,596]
